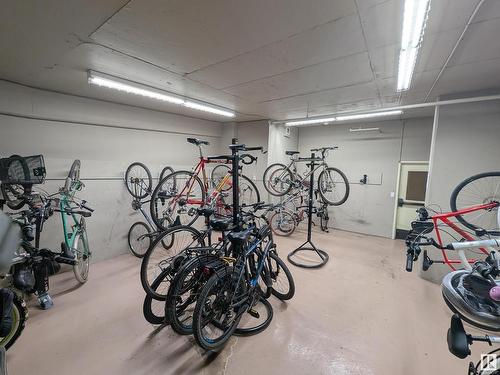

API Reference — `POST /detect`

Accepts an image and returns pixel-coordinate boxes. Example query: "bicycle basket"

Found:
[0,155,46,185]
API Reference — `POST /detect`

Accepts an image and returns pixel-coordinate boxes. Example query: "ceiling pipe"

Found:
[271,93,500,126]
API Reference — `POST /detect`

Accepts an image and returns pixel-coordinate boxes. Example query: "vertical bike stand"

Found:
[287,153,329,269]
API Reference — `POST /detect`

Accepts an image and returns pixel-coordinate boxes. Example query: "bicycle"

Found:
[405,172,500,272]
[149,138,261,228]
[124,162,175,258]
[263,147,349,206]
[190,143,294,351]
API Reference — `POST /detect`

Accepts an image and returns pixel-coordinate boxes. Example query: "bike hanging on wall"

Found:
[124,162,175,258]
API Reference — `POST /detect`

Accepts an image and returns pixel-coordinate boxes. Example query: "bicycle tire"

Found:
[150,170,205,229]
[263,163,294,197]
[0,293,28,350]
[125,162,152,199]
[140,225,204,300]
[269,210,296,237]
[192,267,242,351]
[143,268,170,325]
[234,297,273,336]
[210,164,231,191]
[159,166,175,183]
[318,167,350,206]
[127,221,151,258]
[73,220,90,284]
[450,171,500,236]
[269,252,295,300]
[165,254,223,335]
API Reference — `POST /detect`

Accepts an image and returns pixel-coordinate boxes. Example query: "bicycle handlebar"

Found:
[310,146,338,152]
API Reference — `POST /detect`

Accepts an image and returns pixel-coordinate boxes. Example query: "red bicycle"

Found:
[149,138,261,228]
[406,172,500,271]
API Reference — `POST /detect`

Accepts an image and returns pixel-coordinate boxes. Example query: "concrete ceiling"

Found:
[1,0,499,123]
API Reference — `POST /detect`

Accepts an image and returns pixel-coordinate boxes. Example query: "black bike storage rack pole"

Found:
[230,138,240,228]
[287,152,329,268]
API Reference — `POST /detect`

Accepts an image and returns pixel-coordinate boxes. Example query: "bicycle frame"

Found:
[59,194,84,255]
[430,202,499,270]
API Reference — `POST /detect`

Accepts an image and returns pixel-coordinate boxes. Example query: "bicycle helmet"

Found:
[442,270,500,331]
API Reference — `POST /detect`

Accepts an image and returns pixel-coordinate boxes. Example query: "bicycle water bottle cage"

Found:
[442,270,500,331]
[186,138,210,146]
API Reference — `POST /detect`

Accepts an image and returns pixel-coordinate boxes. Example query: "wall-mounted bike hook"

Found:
[360,174,368,184]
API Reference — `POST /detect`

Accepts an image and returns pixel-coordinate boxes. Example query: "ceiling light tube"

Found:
[87,70,235,117]
[285,117,336,126]
[349,127,381,133]
[336,110,402,122]
[184,101,235,117]
[397,0,431,91]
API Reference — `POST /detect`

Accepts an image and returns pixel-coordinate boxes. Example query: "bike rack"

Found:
[287,153,329,269]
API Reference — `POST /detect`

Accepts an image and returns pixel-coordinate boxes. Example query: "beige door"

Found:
[395,163,429,239]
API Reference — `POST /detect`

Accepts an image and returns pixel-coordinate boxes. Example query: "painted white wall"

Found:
[297,117,433,237]
[0,81,223,262]
[423,99,500,282]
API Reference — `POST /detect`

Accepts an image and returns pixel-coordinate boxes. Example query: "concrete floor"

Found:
[6,229,471,374]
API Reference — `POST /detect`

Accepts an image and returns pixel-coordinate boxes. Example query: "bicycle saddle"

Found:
[285,151,299,156]
[209,217,233,231]
[228,228,253,245]
[197,207,215,218]
[187,137,210,146]
[442,270,500,331]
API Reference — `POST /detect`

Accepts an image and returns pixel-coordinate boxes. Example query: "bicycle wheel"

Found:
[150,170,205,229]
[73,218,90,284]
[269,210,296,236]
[0,292,28,350]
[125,162,152,199]
[127,221,151,258]
[193,267,242,351]
[218,174,261,209]
[165,254,222,335]
[140,225,204,300]
[268,252,295,300]
[450,172,500,236]
[210,164,231,190]
[263,163,294,196]
[159,166,174,182]
[234,297,273,336]
[318,167,349,206]
[1,184,25,210]
[318,205,329,232]
[143,268,170,325]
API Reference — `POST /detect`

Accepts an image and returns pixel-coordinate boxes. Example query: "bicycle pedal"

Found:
[247,308,260,319]
[54,255,76,266]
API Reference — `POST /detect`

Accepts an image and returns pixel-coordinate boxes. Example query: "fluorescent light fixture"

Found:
[87,70,235,118]
[335,110,402,121]
[184,101,235,117]
[349,127,381,133]
[285,117,336,126]
[397,0,431,91]
[285,110,402,127]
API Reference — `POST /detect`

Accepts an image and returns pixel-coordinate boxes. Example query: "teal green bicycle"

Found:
[54,160,92,283]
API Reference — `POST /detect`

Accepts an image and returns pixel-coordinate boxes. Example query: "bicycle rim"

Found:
[128,221,151,257]
[318,167,349,206]
[141,226,204,300]
[125,162,152,199]
[73,226,90,284]
[263,164,293,196]
[450,172,500,236]
[150,170,205,229]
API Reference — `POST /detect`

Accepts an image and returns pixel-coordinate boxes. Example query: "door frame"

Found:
[392,161,429,239]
